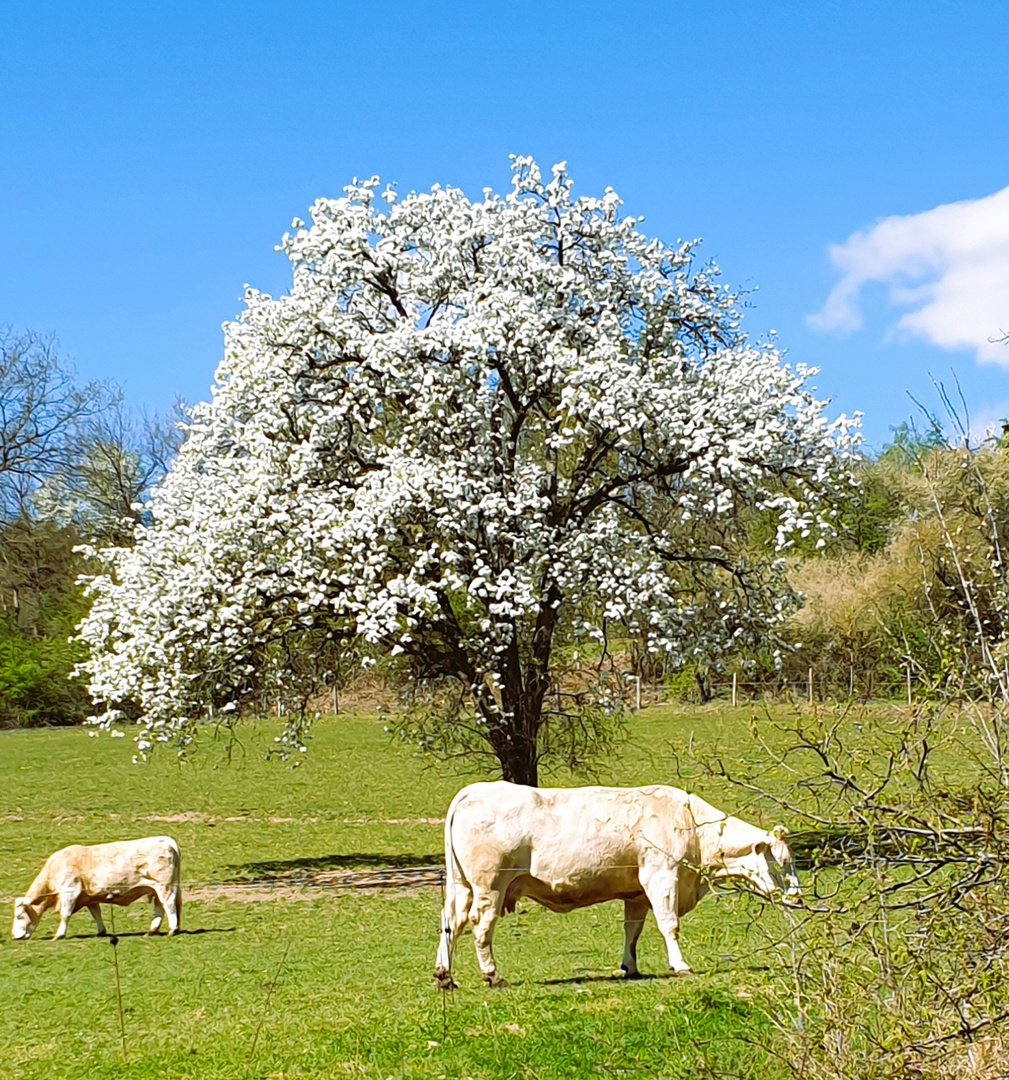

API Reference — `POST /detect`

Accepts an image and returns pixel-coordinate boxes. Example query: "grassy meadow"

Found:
[0,703,946,1080]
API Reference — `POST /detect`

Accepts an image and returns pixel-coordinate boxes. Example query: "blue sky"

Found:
[4,0,1009,449]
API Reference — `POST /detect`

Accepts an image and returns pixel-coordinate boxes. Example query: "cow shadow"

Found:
[65,927,238,940]
[174,927,239,937]
[542,972,672,986]
[542,963,772,985]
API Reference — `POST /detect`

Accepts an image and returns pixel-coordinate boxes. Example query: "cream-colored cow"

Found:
[12,836,181,940]
[434,782,800,988]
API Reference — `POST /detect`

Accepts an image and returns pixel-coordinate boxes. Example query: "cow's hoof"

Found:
[483,972,508,989]
[620,967,643,980]
[95,929,108,938]
[670,967,693,978]
[433,970,457,991]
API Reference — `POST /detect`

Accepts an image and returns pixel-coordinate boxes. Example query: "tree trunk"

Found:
[483,590,560,787]
[493,658,543,787]
[487,642,548,786]
[695,669,711,703]
[498,737,539,787]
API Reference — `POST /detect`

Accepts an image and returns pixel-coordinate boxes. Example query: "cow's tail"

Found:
[167,836,182,933]
[434,788,472,989]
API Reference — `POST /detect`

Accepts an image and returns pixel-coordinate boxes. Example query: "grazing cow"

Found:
[11,836,181,941]
[434,782,800,988]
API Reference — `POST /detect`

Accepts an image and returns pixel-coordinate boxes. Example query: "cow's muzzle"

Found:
[782,888,803,908]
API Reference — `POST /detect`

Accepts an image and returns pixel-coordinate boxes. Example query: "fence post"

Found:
[808,668,814,706]
[635,676,641,713]
[907,664,912,707]
[276,697,281,719]
[732,672,737,707]
[332,683,338,715]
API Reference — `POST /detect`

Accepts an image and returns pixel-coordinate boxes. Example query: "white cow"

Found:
[434,781,800,987]
[12,836,182,941]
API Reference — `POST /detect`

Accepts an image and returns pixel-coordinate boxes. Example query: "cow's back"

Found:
[447,782,699,909]
[45,837,180,894]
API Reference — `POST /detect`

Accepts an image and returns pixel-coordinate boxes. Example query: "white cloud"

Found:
[809,185,1009,366]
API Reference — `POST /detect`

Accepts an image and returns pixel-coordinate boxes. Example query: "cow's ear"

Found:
[754,841,770,857]
[772,825,789,842]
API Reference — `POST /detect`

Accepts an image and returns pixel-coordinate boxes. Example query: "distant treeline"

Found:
[640,419,1009,706]
[0,328,182,727]
[3,325,1006,727]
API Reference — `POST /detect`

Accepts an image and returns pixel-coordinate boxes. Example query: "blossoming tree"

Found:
[77,159,858,784]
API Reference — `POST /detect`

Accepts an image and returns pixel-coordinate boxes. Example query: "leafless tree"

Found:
[0,328,111,520]
[0,326,186,539]
[34,396,188,544]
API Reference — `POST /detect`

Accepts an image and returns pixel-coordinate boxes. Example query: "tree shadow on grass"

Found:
[227,852,443,881]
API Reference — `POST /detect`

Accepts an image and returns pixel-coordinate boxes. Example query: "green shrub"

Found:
[0,519,91,728]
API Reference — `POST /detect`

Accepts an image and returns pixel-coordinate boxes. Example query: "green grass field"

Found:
[0,705,914,1080]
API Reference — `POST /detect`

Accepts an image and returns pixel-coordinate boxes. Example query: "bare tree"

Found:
[33,396,187,544]
[0,328,111,520]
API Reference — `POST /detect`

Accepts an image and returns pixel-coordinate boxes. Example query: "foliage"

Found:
[0,519,90,727]
[826,452,904,556]
[779,435,1009,703]
[894,441,1009,699]
[76,158,857,782]
[0,330,182,726]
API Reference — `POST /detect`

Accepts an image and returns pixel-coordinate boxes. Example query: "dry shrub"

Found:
[784,442,1009,699]
[695,704,1009,1080]
[938,1035,1009,1080]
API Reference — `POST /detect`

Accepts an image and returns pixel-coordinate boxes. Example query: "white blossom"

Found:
[76,158,859,776]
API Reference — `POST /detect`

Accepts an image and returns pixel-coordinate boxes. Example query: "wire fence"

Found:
[616,665,927,711]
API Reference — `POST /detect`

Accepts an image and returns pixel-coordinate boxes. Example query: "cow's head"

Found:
[716,824,802,906]
[11,897,41,940]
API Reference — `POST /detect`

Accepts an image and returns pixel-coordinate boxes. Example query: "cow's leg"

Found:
[434,882,471,990]
[165,888,180,935]
[87,902,108,936]
[151,885,180,935]
[149,894,165,934]
[471,888,507,988]
[639,867,691,975]
[621,897,650,977]
[52,889,79,940]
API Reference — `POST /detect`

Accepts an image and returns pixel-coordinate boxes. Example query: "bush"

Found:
[0,627,87,727]
[0,519,90,727]
[693,703,1009,1079]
